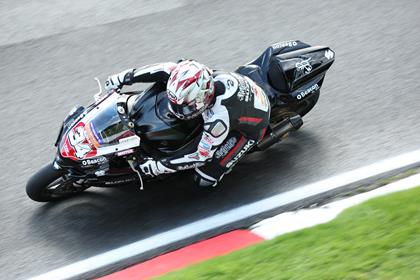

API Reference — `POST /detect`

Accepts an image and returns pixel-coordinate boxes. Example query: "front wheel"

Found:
[26,162,89,202]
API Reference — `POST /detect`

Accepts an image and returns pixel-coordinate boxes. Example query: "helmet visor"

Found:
[168,100,202,120]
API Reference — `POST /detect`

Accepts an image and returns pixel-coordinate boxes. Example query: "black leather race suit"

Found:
[121,62,271,187]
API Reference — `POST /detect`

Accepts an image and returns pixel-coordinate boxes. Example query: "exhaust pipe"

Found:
[257,115,303,150]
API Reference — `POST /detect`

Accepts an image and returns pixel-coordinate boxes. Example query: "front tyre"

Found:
[26,162,89,202]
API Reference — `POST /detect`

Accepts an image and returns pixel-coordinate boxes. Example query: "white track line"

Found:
[251,173,420,239]
[28,149,420,280]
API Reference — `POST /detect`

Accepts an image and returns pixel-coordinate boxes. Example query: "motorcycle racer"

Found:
[105,60,270,188]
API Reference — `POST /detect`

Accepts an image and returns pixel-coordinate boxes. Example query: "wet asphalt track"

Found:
[1,0,420,279]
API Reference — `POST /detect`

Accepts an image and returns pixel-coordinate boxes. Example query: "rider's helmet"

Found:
[166,60,214,120]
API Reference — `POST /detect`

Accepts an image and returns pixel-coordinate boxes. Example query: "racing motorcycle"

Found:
[26,40,334,202]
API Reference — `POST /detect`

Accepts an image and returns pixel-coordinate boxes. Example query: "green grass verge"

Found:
[159,186,420,280]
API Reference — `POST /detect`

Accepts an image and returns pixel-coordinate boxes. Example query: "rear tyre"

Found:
[26,162,89,202]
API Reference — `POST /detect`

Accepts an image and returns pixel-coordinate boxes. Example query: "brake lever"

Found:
[127,158,144,191]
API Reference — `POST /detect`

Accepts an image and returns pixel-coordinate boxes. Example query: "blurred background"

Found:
[1,0,419,279]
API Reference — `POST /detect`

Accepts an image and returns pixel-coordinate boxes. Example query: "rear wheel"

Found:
[26,162,89,202]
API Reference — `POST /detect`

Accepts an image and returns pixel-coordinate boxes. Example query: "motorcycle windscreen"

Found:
[85,102,134,148]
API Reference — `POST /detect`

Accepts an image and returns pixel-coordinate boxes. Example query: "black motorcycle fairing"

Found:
[236,41,334,108]
[235,41,308,106]
[235,40,311,97]
[127,83,202,157]
[268,46,335,93]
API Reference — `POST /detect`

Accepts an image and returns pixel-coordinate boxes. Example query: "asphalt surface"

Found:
[1,0,420,279]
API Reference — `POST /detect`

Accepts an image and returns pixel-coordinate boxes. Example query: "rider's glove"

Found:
[139,158,175,177]
[104,69,134,93]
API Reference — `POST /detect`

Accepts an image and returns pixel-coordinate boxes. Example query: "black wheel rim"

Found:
[41,176,87,200]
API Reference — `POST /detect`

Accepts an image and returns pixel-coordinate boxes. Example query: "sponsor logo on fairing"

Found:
[215,137,237,159]
[104,177,137,185]
[225,139,255,168]
[324,50,334,60]
[82,156,107,166]
[295,57,312,74]
[116,149,135,157]
[66,122,96,159]
[296,84,320,100]
[272,40,298,50]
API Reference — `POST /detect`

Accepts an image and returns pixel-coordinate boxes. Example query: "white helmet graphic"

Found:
[166,60,214,120]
